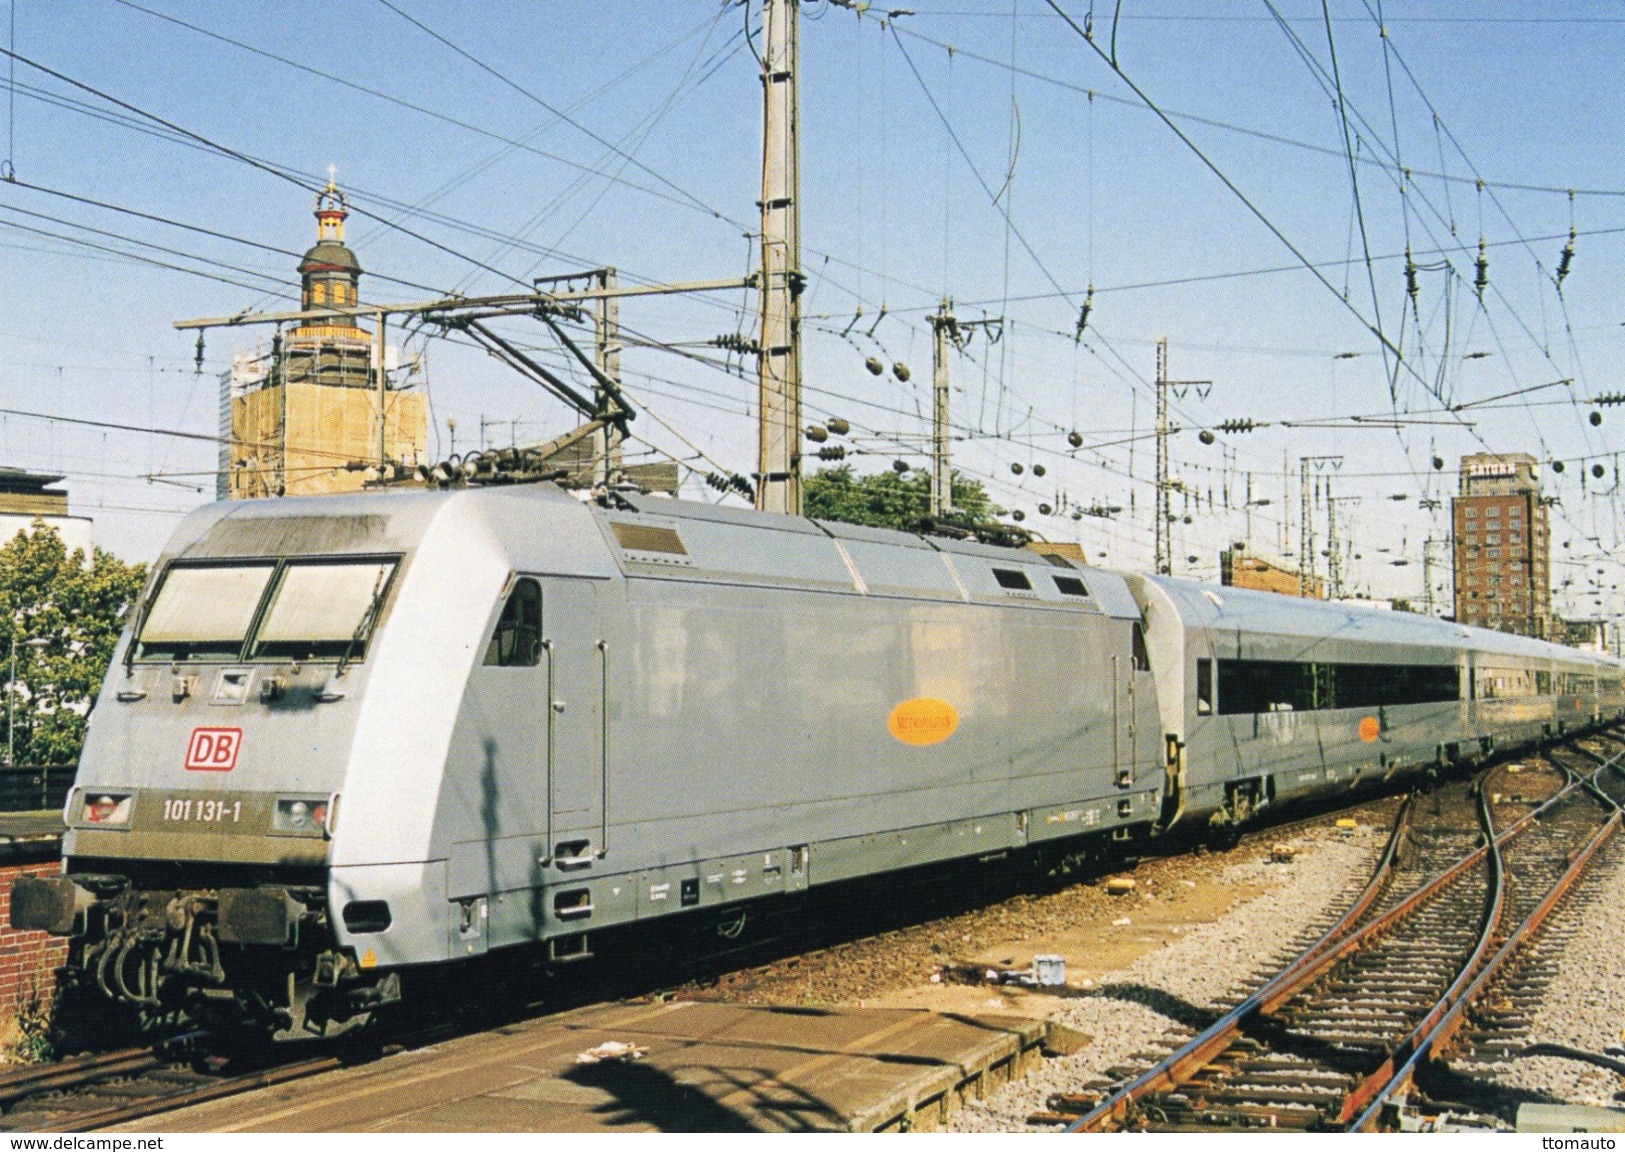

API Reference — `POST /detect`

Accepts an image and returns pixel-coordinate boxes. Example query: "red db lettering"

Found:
[186,727,242,771]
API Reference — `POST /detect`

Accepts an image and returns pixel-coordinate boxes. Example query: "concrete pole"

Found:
[756,0,803,515]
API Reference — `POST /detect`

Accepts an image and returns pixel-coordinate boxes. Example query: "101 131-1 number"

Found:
[162,797,242,824]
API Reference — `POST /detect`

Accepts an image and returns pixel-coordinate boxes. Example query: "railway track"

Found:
[0,1040,348,1133]
[6,733,1618,1133]
[1052,741,1624,1132]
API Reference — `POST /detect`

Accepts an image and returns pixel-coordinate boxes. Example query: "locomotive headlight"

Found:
[79,792,132,826]
[272,796,330,838]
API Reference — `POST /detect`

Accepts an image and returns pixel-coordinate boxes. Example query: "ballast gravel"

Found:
[1451,835,1625,1112]
[952,826,1386,1133]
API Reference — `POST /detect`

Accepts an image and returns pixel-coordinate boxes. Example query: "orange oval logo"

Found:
[888,697,960,746]
[1358,716,1381,743]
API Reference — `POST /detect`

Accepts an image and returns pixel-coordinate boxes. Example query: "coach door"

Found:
[541,578,607,867]
[1113,622,1151,792]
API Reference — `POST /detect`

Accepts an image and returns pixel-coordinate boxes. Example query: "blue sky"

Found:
[2,1,1622,620]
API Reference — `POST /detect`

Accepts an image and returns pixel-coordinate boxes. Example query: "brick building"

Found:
[1452,452,1551,638]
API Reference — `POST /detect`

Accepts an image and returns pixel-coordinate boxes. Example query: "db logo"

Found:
[185,727,242,771]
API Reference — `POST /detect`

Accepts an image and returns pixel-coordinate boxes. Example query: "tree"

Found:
[0,523,146,765]
[803,466,1002,532]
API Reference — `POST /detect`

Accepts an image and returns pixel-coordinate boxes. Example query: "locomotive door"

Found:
[542,578,606,863]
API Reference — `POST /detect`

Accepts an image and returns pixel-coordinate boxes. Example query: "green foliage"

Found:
[803,466,1002,532]
[0,522,147,766]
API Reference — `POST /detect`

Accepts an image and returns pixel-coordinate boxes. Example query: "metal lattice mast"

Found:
[1155,338,1170,575]
[756,0,803,515]
[930,300,955,518]
[592,267,622,486]
[1326,481,1341,600]
[1152,339,1208,575]
[1299,457,1314,597]
[1297,455,1342,597]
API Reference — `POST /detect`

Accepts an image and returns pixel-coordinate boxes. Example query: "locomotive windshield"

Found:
[134,563,275,661]
[134,556,398,663]
[252,559,396,660]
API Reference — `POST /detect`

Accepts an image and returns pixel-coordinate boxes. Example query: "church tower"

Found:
[227,177,427,499]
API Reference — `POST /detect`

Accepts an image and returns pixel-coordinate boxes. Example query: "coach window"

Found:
[1196,659,1213,715]
[484,579,541,667]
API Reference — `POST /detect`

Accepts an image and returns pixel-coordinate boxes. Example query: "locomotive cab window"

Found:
[135,562,276,662]
[484,579,541,667]
[249,558,398,662]
[1196,658,1213,715]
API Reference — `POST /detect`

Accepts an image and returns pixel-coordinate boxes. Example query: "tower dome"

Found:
[299,175,363,323]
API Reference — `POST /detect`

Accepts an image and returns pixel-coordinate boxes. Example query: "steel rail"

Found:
[1335,783,1505,1124]
[34,1053,344,1133]
[0,1048,163,1106]
[1070,760,1593,1133]
[1066,795,1414,1132]
[1348,756,1624,1131]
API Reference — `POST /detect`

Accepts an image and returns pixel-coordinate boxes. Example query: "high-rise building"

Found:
[226,181,427,499]
[1451,452,1551,638]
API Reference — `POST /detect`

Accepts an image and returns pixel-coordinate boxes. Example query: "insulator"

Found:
[1067,431,1083,448]
[805,425,829,443]
[1218,419,1256,434]
[1556,228,1575,287]
[1552,459,1566,473]
[1011,462,1024,475]
[705,472,728,492]
[1474,237,1489,300]
[1072,510,1083,521]
[1199,430,1216,445]
[1011,510,1025,522]
[730,474,754,495]
[1073,284,1095,342]
[818,445,847,461]
[865,357,884,376]
[1405,247,1419,305]
[711,332,761,355]
[827,417,851,435]
[892,361,911,382]
[1590,410,1603,427]
[1032,464,1046,478]
[1432,456,1444,471]
[893,459,910,473]
[1039,503,1053,515]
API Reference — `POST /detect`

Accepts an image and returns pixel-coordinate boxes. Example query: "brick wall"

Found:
[0,859,68,1028]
